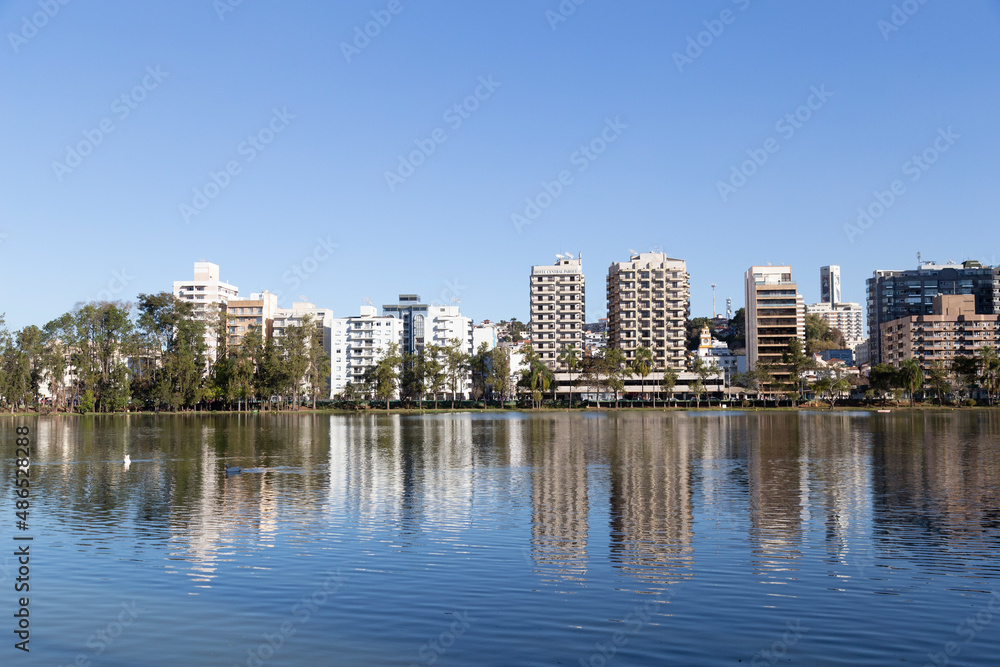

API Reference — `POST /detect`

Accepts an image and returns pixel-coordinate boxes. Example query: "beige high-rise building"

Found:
[744,265,805,389]
[881,294,1000,370]
[606,252,689,369]
[226,291,279,349]
[530,255,585,368]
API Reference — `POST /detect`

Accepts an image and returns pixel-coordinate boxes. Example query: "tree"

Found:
[691,355,718,408]
[469,343,491,404]
[72,302,134,413]
[804,312,846,354]
[951,355,980,401]
[557,342,581,408]
[604,348,628,408]
[423,344,447,409]
[518,343,553,409]
[366,342,402,410]
[925,361,952,406]
[279,318,311,409]
[979,346,1000,406]
[486,346,512,407]
[42,314,74,412]
[897,359,924,407]
[444,338,471,409]
[659,367,678,407]
[781,338,813,406]
[868,363,898,405]
[814,365,852,408]
[631,346,653,406]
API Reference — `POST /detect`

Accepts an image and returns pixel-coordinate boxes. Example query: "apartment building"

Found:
[530,255,585,369]
[382,294,473,356]
[172,261,239,361]
[745,265,805,389]
[606,252,688,370]
[330,306,404,398]
[808,301,865,348]
[226,291,279,349]
[881,294,1000,369]
[866,260,1000,364]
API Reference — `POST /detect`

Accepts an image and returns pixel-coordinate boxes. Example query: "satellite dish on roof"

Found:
[565,252,573,259]
[363,297,374,307]
[556,254,565,259]
[628,248,637,255]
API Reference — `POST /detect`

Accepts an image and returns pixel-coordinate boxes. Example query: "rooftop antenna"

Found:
[726,297,732,319]
[711,284,717,318]
[917,251,922,265]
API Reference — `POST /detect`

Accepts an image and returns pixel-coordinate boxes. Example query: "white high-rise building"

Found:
[607,252,688,369]
[330,306,404,398]
[530,255,585,369]
[173,261,239,361]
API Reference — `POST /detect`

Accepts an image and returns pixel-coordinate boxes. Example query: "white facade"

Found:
[330,306,404,398]
[173,261,239,361]
[273,302,335,398]
[530,255,585,369]
[472,323,498,352]
[809,301,865,349]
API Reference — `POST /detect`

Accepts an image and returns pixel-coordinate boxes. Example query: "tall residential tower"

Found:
[530,255,585,368]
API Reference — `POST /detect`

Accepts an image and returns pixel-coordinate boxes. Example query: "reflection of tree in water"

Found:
[529,416,589,585]
[870,412,1000,576]
[608,413,694,589]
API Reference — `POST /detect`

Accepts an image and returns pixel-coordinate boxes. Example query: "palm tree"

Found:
[604,348,627,408]
[898,359,924,407]
[632,346,653,406]
[979,346,1000,406]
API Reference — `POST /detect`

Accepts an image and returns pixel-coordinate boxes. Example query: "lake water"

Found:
[4,410,1000,666]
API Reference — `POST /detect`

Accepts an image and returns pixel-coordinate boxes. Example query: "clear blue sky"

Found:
[2,0,998,331]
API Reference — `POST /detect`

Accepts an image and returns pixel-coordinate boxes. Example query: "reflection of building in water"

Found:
[871,412,1000,567]
[745,414,806,575]
[608,413,694,587]
[797,414,873,569]
[529,416,589,583]
[327,414,477,542]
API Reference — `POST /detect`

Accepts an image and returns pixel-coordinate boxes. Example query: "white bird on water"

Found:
[124,454,131,466]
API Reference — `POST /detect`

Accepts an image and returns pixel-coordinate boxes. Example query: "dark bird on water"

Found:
[224,464,242,474]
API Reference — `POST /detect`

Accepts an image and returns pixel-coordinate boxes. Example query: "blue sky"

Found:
[2,0,998,331]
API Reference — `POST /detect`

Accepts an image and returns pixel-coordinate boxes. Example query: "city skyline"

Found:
[2,2,998,331]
